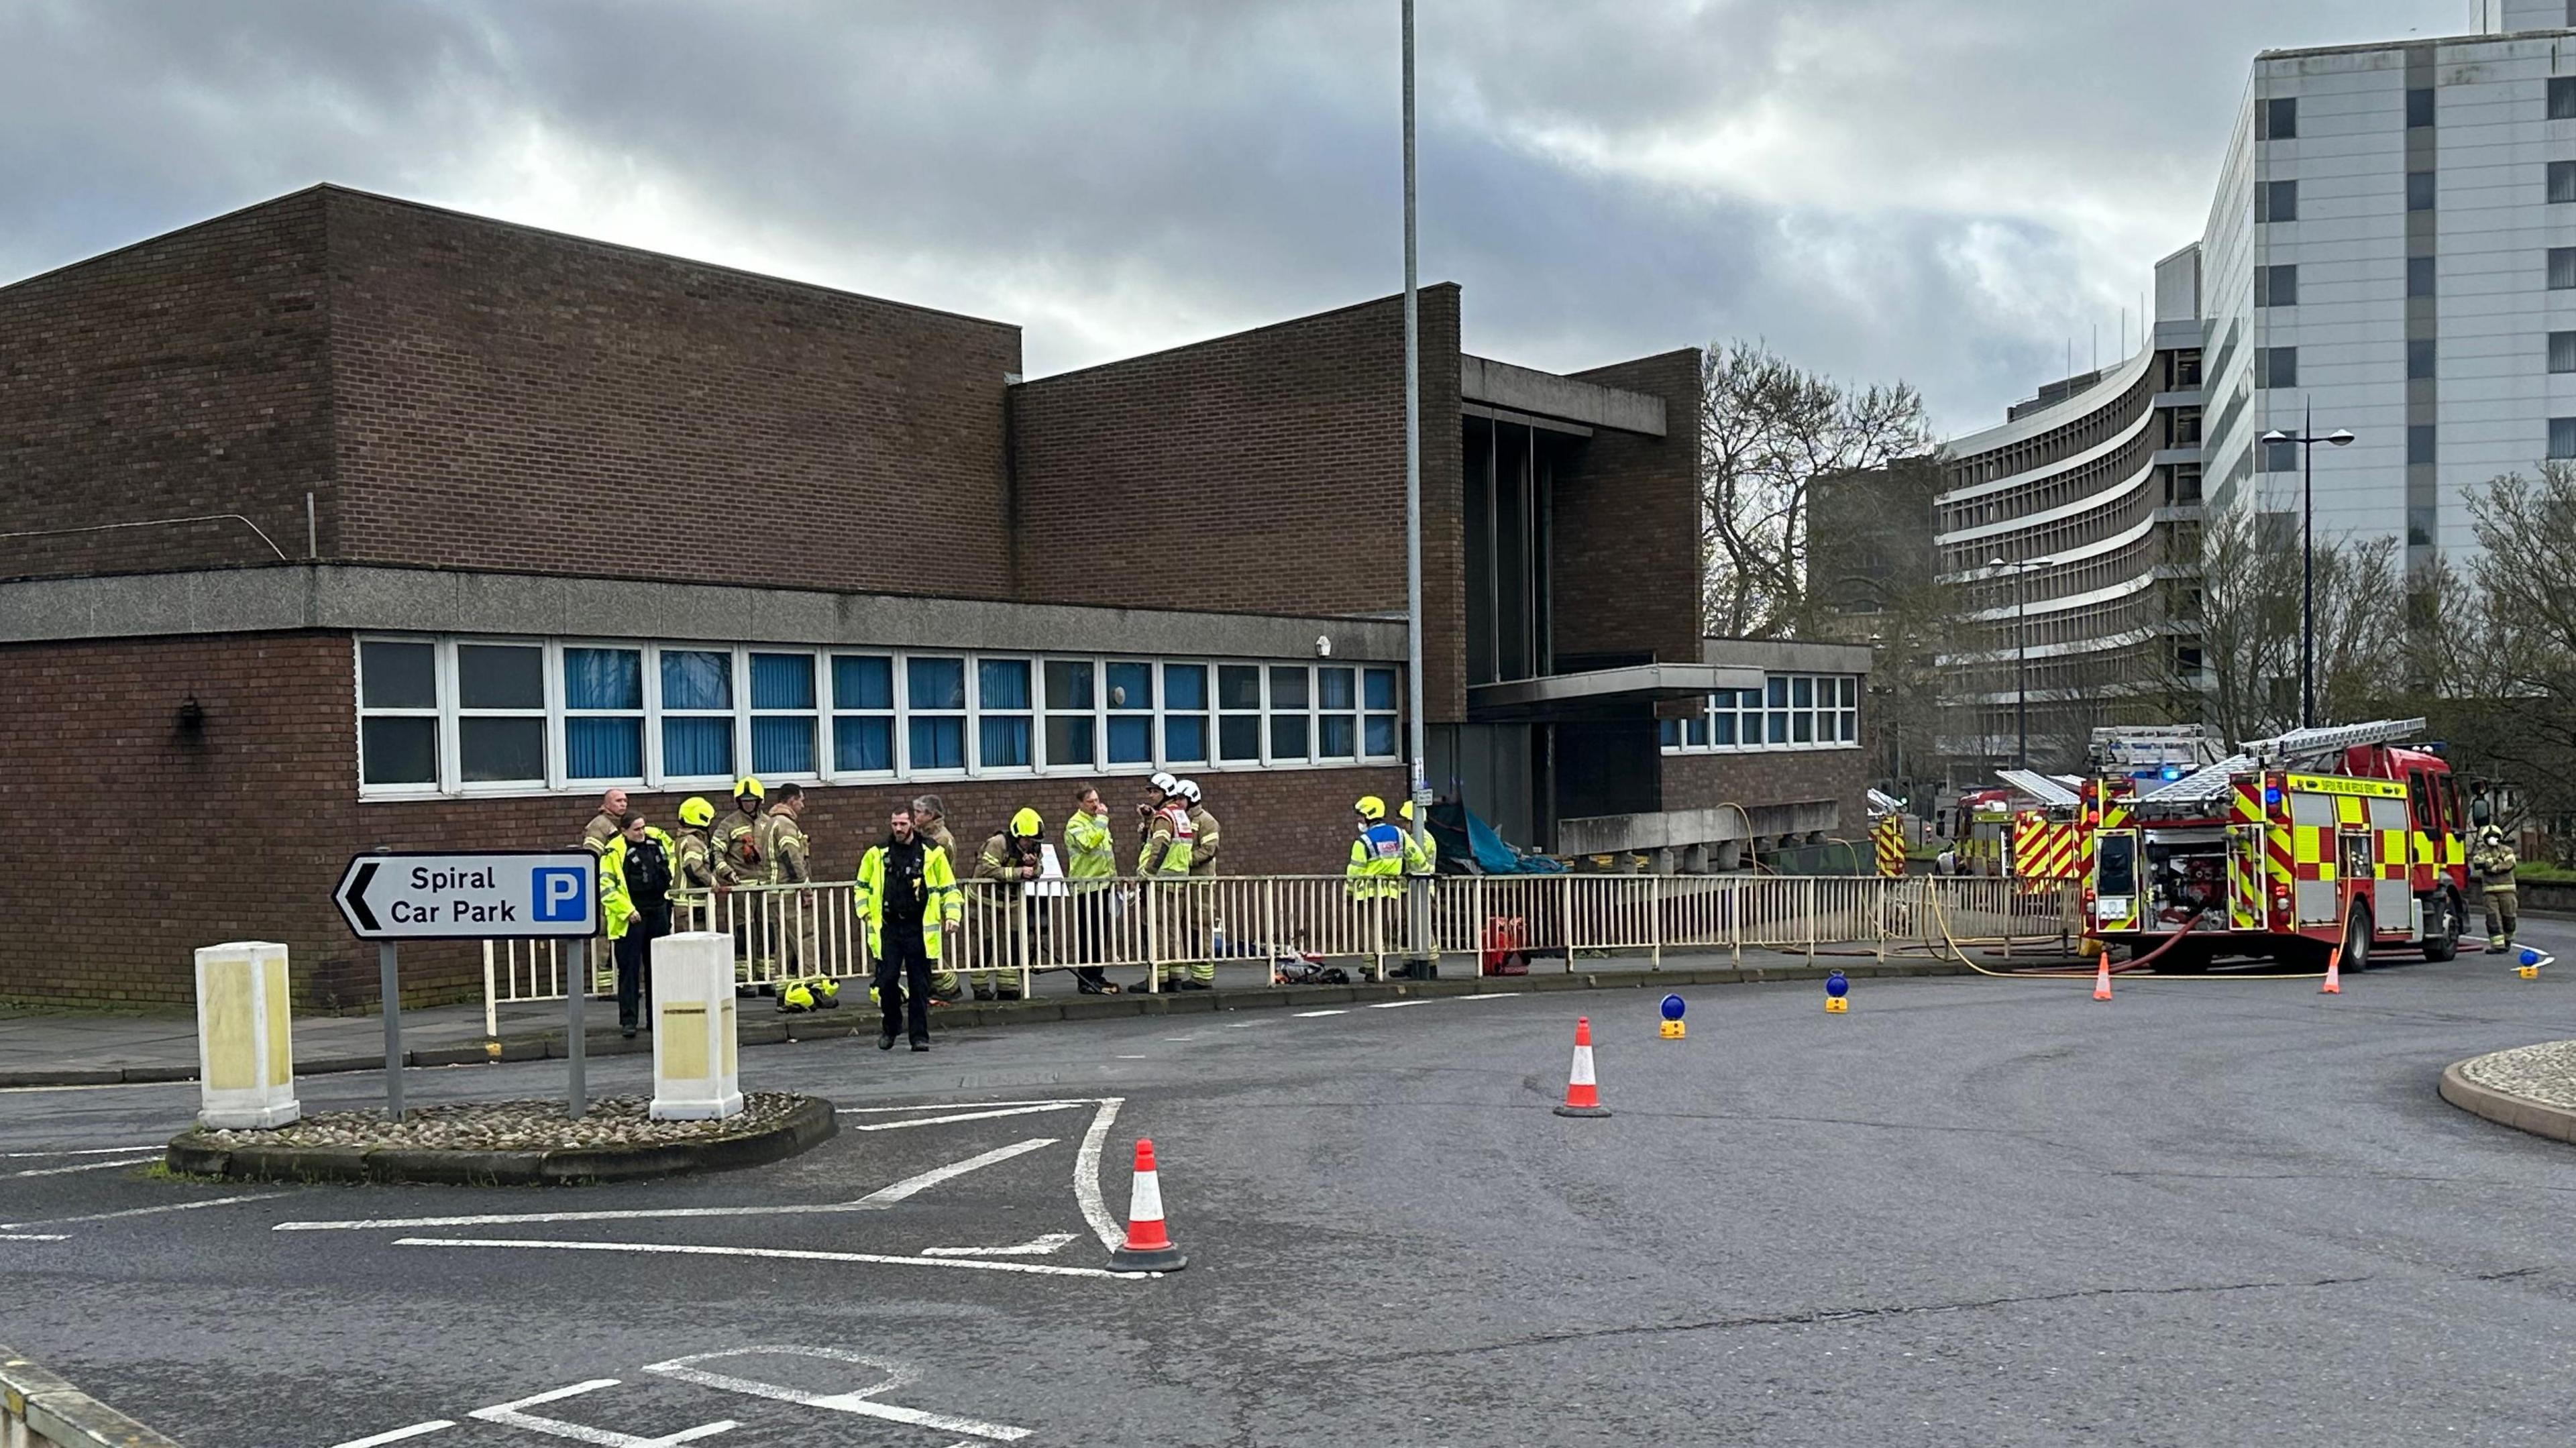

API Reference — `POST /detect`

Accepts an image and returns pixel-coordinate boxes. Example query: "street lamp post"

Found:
[2259,406,2357,728]
[1987,556,2052,771]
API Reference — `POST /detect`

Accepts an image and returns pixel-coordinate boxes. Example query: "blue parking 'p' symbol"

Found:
[534,867,587,923]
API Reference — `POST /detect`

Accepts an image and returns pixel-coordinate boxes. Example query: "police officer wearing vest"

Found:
[601,811,676,1039]
[1347,795,1406,977]
[972,808,1047,1001]
[859,802,962,1052]
[1064,785,1121,994]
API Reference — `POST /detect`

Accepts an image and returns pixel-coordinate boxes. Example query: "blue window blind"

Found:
[1364,668,1396,711]
[749,653,814,710]
[663,719,733,777]
[979,659,1031,711]
[1108,661,1153,711]
[661,651,731,711]
[1362,716,1395,757]
[834,716,894,772]
[909,657,965,710]
[1166,716,1209,763]
[565,649,641,710]
[911,717,965,771]
[1108,716,1154,763]
[833,655,893,710]
[751,718,815,774]
[981,716,1033,769]
[566,719,642,780]
[1165,664,1207,711]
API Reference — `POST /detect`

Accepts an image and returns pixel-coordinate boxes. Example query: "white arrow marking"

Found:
[1074,1096,1126,1251]
[645,1346,1031,1442]
[920,1233,1079,1258]
[469,1378,734,1445]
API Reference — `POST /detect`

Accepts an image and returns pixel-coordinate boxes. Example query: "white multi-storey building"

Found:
[1937,0,2576,769]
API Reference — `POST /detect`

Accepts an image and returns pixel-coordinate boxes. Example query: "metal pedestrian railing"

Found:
[481,874,2079,1017]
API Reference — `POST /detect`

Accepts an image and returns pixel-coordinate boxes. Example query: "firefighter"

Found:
[2473,824,2520,952]
[1132,784,1197,991]
[908,795,966,1002]
[1135,771,1180,854]
[755,783,833,1007]
[1177,779,1221,988]
[672,796,719,930]
[1398,799,1438,877]
[714,777,765,885]
[858,803,962,1053]
[581,788,629,856]
[970,807,1046,1001]
[1063,785,1120,994]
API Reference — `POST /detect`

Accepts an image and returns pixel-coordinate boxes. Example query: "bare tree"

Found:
[2196,508,2404,741]
[2451,462,2576,817]
[1700,341,1937,638]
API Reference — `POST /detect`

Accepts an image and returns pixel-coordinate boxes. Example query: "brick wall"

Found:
[0,190,333,581]
[324,188,1023,598]
[1554,348,1704,667]
[1010,286,1470,719]
[1660,747,1869,844]
[0,628,1398,1011]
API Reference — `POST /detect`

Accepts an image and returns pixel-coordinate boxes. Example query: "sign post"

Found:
[335,850,601,1123]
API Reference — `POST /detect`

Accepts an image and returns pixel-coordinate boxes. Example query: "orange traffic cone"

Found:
[1554,1016,1612,1117]
[1108,1138,1187,1273]
[2320,946,2342,995]
[2092,954,2114,1001]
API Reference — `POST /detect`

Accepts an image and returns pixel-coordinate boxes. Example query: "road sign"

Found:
[335,851,600,940]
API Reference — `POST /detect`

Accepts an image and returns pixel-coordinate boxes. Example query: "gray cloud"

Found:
[0,0,2453,437]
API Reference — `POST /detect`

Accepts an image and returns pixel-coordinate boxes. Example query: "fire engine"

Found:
[2080,718,2471,970]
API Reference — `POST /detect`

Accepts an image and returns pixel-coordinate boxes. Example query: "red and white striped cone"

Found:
[1554,1016,1612,1118]
[1107,1138,1188,1273]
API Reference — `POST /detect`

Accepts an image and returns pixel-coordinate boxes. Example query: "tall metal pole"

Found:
[1401,0,1431,973]
[2300,400,2316,728]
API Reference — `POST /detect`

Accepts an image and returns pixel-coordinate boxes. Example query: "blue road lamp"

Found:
[1660,993,1686,1040]
[1825,970,1849,1014]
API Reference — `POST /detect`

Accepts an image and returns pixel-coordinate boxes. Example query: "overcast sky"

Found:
[1,0,2467,437]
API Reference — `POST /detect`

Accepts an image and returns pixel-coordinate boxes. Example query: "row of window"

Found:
[1658,676,1862,754]
[2261,163,2576,230]
[2265,250,2576,312]
[355,638,1403,797]
[2259,78,2575,144]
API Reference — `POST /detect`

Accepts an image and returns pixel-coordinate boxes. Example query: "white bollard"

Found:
[194,941,301,1129]
[649,932,743,1121]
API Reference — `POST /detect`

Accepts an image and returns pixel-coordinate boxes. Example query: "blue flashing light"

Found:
[2264,786,2283,806]
[1825,970,1849,999]
[2160,765,2183,781]
[1660,993,1686,1021]
[2522,947,2546,968]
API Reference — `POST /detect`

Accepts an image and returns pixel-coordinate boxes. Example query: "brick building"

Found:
[0,186,1868,1010]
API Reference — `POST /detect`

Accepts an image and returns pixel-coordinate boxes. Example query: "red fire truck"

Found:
[2084,718,2472,970]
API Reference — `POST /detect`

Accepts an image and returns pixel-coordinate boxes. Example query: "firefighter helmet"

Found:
[1175,779,1202,805]
[678,796,716,828]
[1010,807,1042,838]
[733,776,766,801]
[1150,771,1180,796]
[1355,795,1387,822]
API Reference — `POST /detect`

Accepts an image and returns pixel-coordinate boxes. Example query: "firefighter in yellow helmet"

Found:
[672,796,719,931]
[971,807,1048,1001]
[1398,799,1438,878]
[713,776,767,981]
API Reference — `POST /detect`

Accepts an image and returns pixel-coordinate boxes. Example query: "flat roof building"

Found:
[0,185,1868,1009]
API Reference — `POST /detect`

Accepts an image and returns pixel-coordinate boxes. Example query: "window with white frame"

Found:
[749,651,818,777]
[830,655,896,774]
[354,637,1406,798]
[977,657,1034,769]
[1661,674,1863,755]
[907,656,967,773]
[1164,663,1210,765]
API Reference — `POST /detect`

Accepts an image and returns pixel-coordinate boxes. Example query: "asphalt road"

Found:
[6,924,2576,1447]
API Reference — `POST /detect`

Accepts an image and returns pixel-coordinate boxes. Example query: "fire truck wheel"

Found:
[2342,905,2373,973]
[2420,891,2461,963]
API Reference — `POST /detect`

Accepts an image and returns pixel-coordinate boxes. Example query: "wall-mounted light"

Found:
[176,695,207,736]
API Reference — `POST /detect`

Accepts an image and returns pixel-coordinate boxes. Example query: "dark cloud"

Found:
[0,0,2448,435]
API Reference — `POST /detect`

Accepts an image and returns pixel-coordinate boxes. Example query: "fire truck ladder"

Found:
[1996,770,2081,810]
[2138,718,2431,807]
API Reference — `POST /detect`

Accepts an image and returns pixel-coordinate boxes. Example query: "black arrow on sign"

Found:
[343,860,381,932]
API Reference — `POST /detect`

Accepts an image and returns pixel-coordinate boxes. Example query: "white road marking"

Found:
[0,1233,69,1241]
[835,1098,1081,1113]
[1224,1020,1275,1028]
[469,1378,735,1445]
[920,1233,1079,1258]
[402,1236,1158,1280]
[2,1191,288,1231]
[847,1103,1085,1132]
[1114,1054,1149,1060]
[5,1156,157,1178]
[855,1139,1053,1205]
[1366,1000,1430,1009]
[647,1346,1033,1441]
[1293,1009,1348,1017]
[275,1139,1057,1232]
[1161,1036,1198,1042]
[0,1144,166,1158]
[1073,1097,1126,1253]
[1454,992,1520,1000]
[328,1421,456,1447]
